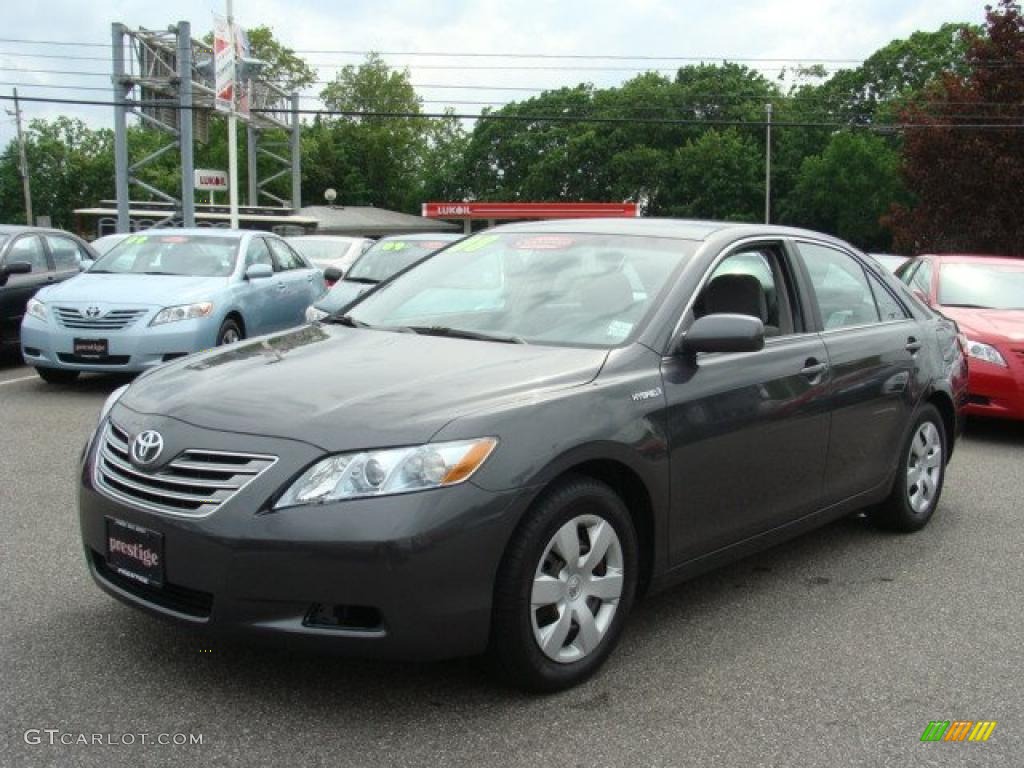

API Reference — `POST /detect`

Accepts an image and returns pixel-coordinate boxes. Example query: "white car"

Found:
[287,235,372,284]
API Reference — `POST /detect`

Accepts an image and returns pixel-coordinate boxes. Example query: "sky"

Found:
[0,0,990,148]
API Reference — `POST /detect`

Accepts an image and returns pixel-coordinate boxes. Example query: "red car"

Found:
[898,254,1024,420]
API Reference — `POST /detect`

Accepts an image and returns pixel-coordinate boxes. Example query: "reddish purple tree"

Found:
[888,1,1024,255]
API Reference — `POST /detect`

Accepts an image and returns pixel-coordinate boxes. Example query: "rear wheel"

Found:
[490,475,638,692]
[216,317,243,346]
[869,404,947,532]
[35,367,79,384]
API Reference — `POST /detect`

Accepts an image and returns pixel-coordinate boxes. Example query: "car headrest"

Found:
[581,271,635,315]
[701,273,767,323]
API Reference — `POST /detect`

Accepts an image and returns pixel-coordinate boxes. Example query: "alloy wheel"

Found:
[531,514,624,664]
[907,421,943,515]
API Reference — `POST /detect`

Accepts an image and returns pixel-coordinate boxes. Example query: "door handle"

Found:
[905,337,923,353]
[800,360,829,380]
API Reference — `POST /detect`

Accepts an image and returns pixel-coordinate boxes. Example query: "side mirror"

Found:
[79,259,95,272]
[323,266,343,283]
[679,314,765,357]
[1,261,32,276]
[246,263,273,280]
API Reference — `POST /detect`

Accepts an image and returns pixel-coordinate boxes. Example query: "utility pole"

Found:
[11,88,33,225]
[226,0,240,229]
[764,102,772,224]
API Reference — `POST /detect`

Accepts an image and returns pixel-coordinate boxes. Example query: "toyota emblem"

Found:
[84,306,102,319]
[131,430,164,466]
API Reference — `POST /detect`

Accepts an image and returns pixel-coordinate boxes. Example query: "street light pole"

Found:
[11,88,33,225]
[226,0,240,229]
[764,102,772,225]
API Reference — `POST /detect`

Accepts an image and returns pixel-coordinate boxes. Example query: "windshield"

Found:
[290,238,359,266]
[89,234,240,277]
[348,239,455,282]
[939,262,1024,310]
[348,232,697,347]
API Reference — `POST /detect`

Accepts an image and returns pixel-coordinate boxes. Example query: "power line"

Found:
[4,93,1024,131]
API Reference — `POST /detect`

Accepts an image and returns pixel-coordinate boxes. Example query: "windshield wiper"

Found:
[323,314,372,328]
[343,276,378,285]
[404,326,526,344]
[143,270,179,275]
[941,302,992,309]
[87,269,114,273]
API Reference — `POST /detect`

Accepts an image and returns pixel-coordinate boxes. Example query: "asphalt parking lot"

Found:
[1,349,1022,768]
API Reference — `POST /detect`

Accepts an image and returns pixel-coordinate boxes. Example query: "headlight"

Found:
[26,298,47,321]
[306,305,329,323]
[275,438,498,509]
[965,339,1007,367]
[99,384,129,424]
[150,301,214,326]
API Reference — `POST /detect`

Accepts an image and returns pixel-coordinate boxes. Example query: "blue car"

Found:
[21,228,325,383]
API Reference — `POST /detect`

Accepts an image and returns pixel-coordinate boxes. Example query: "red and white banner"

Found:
[422,202,640,220]
[213,14,250,117]
[213,14,234,113]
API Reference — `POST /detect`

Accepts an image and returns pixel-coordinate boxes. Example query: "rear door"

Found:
[792,240,922,503]
[0,235,55,343]
[663,240,832,563]
[267,237,322,326]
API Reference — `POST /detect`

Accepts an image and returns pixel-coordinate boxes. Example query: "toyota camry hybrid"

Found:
[79,219,967,691]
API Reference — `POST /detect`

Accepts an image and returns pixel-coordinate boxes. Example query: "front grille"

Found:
[94,421,277,517]
[55,307,147,330]
[91,549,213,618]
[58,353,131,366]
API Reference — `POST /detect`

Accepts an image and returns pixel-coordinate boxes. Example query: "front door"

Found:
[663,242,832,565]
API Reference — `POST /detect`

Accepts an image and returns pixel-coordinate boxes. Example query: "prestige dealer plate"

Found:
[106,517,164,587]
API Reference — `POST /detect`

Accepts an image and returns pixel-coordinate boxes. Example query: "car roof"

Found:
[0,224,77,236]
[127,228,247,239]
[377,232,463,242]
[487,217,844,242]
[922,253,1024,266]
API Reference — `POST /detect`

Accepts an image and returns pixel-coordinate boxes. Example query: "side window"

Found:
[245,237,273,269]
[6,236,50,272]
[267,238,303,271]
[796,242,881,330]
[694,246,797,336]
[911,260,933,297]
[865,269,909,322]
[44,235,88,271]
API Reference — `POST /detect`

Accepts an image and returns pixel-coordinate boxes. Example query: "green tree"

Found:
[0,117,113,229]
[783,131,907,250]
[669,128,764,221]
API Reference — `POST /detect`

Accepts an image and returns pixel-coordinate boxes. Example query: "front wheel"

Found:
[35,367,79,384]
[490,475,638,692]
[216,317,244,346]
[869,404,947,532]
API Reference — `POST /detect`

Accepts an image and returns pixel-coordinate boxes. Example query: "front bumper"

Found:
[21,314,218,373]
[964,358,1024,421]
[78,412,531,660]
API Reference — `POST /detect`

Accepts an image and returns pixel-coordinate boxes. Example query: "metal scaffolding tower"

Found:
[111,21,301,233]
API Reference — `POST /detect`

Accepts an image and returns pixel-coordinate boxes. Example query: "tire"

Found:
[869,404,947,532]
[35,367,79,384]
[490,475,638,692]
[216,317,244,346]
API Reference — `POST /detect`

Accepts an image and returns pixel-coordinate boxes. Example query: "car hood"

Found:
[938,306,1024,344]
[120,324,608,451]
[314,280,373,314]
[37,273,227,307]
